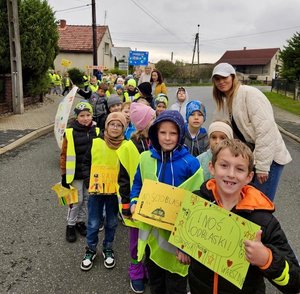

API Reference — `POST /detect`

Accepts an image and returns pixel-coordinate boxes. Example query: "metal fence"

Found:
[271,79,300,100]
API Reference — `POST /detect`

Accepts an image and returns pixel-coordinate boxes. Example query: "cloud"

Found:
[48,0,300,63]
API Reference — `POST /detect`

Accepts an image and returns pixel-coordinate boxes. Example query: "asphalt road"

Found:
[0,86,299,294]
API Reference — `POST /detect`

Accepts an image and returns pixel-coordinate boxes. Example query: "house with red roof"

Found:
[216,47,281,82]
[54,20,114,72]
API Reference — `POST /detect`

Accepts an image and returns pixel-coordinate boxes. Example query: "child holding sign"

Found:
[60,101,98,243]
[130,110,203,294]
[80,112,127,271]
[117,102,156,293]
[178,139,300,293]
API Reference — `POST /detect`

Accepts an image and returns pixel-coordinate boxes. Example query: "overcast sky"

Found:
[47,0,300,64]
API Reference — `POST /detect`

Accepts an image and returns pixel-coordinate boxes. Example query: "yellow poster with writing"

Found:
[88,165,118,194]
[51,183,78,206]
[61,59,72,67]
[168,192,260,289]
[132,179,190,231]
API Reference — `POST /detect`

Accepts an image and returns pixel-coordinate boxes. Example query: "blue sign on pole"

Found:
[128,51,149,66]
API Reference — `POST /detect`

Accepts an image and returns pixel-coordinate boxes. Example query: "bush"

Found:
[68,67,85,86]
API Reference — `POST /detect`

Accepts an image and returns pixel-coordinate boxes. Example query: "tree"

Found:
[0,0,59,96]
[280,32,300,81]
[155,60,177,79]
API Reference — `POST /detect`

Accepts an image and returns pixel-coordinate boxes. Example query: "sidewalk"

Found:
[0,95,300,155]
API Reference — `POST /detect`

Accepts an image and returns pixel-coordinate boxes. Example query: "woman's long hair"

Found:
[150,69,163,84]
[213,74,240,113]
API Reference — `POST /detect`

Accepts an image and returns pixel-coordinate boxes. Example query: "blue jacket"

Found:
[130,145,200,204]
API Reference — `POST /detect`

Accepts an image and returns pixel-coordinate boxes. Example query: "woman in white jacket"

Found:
[211,62,291,201]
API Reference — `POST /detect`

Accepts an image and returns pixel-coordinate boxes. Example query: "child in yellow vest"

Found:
[80,112,126,271]
[60,101,98,242]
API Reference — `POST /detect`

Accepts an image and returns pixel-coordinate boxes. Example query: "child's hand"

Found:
[244,230,270,267]
[176,249,191,265]
[130,204,136,215]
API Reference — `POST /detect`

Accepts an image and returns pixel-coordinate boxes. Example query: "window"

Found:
[104,42,110,55]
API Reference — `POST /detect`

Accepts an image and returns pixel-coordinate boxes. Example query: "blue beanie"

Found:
[186,100,206,122]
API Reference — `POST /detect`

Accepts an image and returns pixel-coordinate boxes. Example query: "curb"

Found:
[277,125,300,144]
[0,124,54,155]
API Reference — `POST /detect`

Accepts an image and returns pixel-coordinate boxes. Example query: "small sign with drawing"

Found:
[168,192,260,289]
[132,179,190,231]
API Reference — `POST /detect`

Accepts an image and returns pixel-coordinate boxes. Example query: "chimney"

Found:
[243,47,247,50]
[59,19,66,29]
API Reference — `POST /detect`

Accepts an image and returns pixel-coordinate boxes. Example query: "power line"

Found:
[202,25,300,43]
[55,4,91,13]
[128,0,192,49]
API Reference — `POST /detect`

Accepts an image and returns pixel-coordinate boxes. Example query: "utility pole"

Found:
[191,24,200,76]
[171,51,173,63]
[7,0,24,114]
[91,0,97,75]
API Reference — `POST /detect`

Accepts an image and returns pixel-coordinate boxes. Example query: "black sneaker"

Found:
[75,222,87,236]
[130,279,145,293]
[102,249,115,269]
[80,248,97,271]
[66,225,77,242]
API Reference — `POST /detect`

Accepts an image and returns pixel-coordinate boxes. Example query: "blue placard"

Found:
[128,51,149,66]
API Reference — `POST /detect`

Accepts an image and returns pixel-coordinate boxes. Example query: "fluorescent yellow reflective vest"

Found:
[89,137,125,194]
[124,91,140,102]
[116,140,141,228]
[89,84,98,93]
[65,127,100,184]
[137,151,204,276]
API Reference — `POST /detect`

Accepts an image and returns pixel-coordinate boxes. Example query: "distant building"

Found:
[54,19,114,72]
[216,47,281,82]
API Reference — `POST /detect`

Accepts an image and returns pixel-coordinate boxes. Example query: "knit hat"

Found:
[208,121,233,139]
[127,78,137,87]
[130,102,155,131]
[105,112,127,130]
[155,93,168,107]
[212,63,236,78]
[116,84,123,90]
[107,95,122,109]
[186,100,206,122]
[74,101,93,116]
[137,82,152,97]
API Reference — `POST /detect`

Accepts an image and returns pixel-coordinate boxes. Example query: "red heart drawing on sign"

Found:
[204,202,208,207]
[227,260,233,267]
[198,251,202,258]
[181,245,185,249]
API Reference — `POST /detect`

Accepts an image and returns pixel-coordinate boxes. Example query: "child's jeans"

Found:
[67,180,88,226]
[86,194,118,251]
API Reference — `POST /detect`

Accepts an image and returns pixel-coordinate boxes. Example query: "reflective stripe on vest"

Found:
[90,138,124,194]
[65,127,100,184]
[65,129,76,184]
[117,140,141,228]
[137,151,204,276]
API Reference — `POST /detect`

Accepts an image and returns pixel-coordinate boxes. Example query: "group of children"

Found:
[59,80,300,294]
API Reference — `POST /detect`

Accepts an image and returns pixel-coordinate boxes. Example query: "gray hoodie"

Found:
[169,87,189,122]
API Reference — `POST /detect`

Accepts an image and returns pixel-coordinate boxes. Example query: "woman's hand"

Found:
[256,172,269,184]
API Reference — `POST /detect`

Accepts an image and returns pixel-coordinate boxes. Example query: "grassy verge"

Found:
[264,92,300,116]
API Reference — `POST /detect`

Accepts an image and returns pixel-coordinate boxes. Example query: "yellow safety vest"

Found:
[116,140,141,227]
[65,127,100,184]
[89,138,125,194]
[124,91,140,102]
[89,84,98,93]
[83,75,90,86]
[137,151,204,276]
